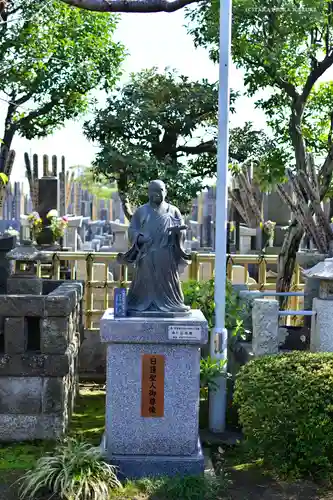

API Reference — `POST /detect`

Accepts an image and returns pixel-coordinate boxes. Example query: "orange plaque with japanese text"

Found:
[141,354,165,417]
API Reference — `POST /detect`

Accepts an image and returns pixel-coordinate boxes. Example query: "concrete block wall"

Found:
[0,281,83,441]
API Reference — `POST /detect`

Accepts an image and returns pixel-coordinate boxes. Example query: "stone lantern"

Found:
[303,257,333,352]
[6,240,44,295]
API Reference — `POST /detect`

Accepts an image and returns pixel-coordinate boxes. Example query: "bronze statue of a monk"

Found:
[118,180,190,316]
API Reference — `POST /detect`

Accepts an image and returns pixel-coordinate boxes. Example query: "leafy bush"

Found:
[183,278,244,336]
[19,438,122,500]
[234,352,333,479]
[183,279,215,329]
[200,356,228,398]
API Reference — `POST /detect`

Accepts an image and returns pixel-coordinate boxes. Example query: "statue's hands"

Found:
[137,234,151,245]
[168,225,187,234]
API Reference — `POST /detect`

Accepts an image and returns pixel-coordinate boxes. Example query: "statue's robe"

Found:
[118,202,190,313]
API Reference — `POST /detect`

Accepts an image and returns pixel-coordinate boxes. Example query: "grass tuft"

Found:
[18,437,121,500]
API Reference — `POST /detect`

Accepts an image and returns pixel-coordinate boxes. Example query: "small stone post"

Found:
[0,235,17,295]
[252,298,279,356]
[304,257,333,352]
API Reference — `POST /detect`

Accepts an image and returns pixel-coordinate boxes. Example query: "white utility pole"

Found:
[209,0,232,433]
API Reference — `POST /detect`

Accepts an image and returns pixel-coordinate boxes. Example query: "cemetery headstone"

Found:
[36,155,58,246]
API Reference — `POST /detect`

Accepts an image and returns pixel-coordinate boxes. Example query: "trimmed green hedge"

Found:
[234,352,333,479]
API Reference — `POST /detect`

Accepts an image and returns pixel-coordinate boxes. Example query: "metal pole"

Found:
[209,0,232,433]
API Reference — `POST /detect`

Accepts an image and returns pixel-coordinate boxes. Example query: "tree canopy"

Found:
[187,0,333,181]
[187,0,333,289]
[0,0,125,172]
[85,67,238,218]
[74,166,117,199]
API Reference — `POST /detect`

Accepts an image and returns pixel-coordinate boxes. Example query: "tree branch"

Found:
[17,98,60,126]
[241,55,298,99]
[319,141,333,199]
[59,0,200,13]
[301,52,333,103]
[176,140,216,155]
[15,93,33,107]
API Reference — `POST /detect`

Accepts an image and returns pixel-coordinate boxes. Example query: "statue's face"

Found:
[148,183,166,205]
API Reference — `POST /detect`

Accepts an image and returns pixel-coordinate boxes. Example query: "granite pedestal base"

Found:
[101,435,204,479]
[100,309,208,479]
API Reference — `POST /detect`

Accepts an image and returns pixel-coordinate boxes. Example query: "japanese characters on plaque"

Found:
[114,288,127,318]
[168,325,202,341]
[141,354,165,418]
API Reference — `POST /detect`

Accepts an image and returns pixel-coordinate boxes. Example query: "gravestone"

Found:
[110,221,128,252]
[65,216,83,251]
[59,156,66,217]
[36,155,58,246]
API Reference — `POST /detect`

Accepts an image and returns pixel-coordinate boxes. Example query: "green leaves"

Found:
[0,0,125,144]
[200,356,228,394]
[85,67,225,213]
[187,0,333,176]
[0,173,8,185]
[74,165,117,200]
[18,438,122,499]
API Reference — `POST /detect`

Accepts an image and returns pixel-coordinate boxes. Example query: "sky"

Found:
[0,9,269,185]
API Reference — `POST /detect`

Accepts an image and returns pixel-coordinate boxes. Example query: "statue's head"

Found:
[148,180,166,206]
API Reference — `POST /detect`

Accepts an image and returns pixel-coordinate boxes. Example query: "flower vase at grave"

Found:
[36,225,58,246]
[262,230,274,249]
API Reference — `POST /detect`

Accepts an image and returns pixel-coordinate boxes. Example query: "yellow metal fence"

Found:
[37,251,304,330]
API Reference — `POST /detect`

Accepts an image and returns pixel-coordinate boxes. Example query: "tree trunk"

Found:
[117,172,133,221]
[0,127,15,173]
[118,191,133,221]
[0,102,16,174]
[276,220,304,307]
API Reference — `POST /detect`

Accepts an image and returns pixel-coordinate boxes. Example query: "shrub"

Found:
[18,438,122,499]
[182,278,245,336]
[200,356,228,398]
[234,352,333,479]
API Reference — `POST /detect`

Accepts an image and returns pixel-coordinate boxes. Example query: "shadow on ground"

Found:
[226,467,331,500]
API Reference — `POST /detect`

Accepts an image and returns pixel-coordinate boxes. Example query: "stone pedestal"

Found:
[100,309,208,479]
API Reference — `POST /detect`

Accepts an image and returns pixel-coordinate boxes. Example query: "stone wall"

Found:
[0,281,83,441]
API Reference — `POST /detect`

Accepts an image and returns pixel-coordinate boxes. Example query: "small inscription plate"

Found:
[168,325,202,340]
[141,354,165,418]
[114,288,127,317]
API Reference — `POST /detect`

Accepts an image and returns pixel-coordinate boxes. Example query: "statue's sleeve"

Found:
[174,207,186,242]
[128,209,143,245]
[175,208,185,226]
